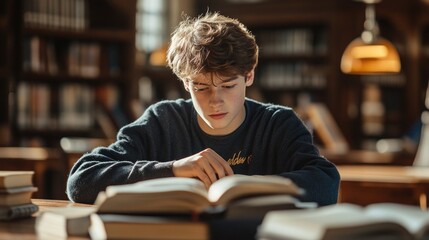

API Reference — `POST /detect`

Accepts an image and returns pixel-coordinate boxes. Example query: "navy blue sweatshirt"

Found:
[66,98,340,205]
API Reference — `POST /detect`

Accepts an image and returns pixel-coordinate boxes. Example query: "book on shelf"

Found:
[68,42,101,78]
[35,206,97,238]
[257,202,429,240]
[93,174,305,217]
[23,0,89,31]
[89,214,209,240]
[59,84,94,129]
[0,171,34,189]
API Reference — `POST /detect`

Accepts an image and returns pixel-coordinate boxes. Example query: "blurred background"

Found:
[0,0,428,204]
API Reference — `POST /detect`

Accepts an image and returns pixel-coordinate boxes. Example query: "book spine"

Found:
[0,204,39,220]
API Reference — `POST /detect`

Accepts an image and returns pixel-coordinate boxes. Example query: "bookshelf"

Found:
[0,0,12,146]
[8,0,136,147]
[141,66,187,101]
[254,25,329,108]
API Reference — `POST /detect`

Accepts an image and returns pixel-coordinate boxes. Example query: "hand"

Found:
[172,148,234,188]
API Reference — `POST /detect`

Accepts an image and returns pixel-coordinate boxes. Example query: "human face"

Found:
[184,71,254,136]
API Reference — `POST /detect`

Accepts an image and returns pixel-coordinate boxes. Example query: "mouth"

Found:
[208,113,227,120]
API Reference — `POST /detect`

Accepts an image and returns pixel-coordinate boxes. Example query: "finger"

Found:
[209,156,229,179]
[201,149,226,179]
[195,168,212,189]
[205,149,234,177]
[200,158,218,183]
[222,161,234,176]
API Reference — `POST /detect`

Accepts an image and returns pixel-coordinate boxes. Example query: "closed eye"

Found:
[222,84,236,89]
[193,86,209,92]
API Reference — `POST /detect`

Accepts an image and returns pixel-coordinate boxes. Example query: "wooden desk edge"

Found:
[32,198,94,209]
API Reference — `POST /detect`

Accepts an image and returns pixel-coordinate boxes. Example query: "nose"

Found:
[209,87,223,107]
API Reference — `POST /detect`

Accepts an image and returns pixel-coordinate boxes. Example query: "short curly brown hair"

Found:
[167,12,258,81]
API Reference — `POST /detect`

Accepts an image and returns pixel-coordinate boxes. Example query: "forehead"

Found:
[189,73,241,84]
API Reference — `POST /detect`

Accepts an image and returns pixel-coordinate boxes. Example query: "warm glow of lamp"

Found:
[341,37,401,74]
[351,44,388,58]
[341,0,401,74]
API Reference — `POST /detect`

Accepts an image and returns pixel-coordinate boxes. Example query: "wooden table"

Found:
[4,182,425,240]
[0,199,93,240]
[321,149,415,166]
[338,165,429,209]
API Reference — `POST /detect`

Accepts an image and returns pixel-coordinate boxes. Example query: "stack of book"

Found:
[36,175,314,239]
[36,205,96,239]
[0,171,39,220]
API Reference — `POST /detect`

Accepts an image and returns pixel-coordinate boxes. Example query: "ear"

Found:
[245,69,255,87]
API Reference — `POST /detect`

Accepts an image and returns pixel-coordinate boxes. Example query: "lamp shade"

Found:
[341,37,401,74]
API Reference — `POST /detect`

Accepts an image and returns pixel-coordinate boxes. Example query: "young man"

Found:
[66,12,340,205]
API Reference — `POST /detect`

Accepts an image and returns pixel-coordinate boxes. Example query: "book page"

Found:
[258,203,411,240]
[106,177,207,194]
[95,177,211,214]
[41,206,97,218]
[207,175,302,205]
[226,194,317,219]
[259,204,363,239]
[365,203,429,236]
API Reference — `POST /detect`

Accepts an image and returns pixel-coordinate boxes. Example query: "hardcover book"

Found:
[258,203,429,240]
[0,171,34,189]
[89,214,208,240]
[94,175,304,216]
[0,186,37,206]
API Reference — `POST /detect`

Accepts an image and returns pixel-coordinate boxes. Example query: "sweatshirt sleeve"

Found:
[272,110,340,206]
[66,104,177,204]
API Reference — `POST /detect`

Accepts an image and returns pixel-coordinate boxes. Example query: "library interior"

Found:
[2,0,429,238]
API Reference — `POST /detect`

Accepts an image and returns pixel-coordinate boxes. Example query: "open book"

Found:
[257,203,429,240]
[94,174,304,216]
